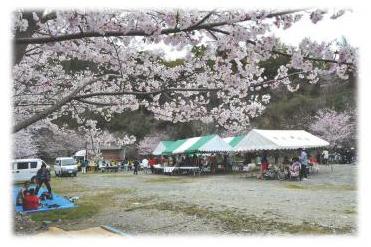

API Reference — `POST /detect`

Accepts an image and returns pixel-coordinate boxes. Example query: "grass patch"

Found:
[344,208,357,214]
[94,173,135,178]
[127,200,354,234]
[285,184,305,190]
[285,183,356,191]
[144,176,193,184]
[30,188,134,222]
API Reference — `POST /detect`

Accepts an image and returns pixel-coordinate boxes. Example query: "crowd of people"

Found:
[77,154,233,175]
[144,153,232,174]
[246,148,329,181]
[72,147,350,180]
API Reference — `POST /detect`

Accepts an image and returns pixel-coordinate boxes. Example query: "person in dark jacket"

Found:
[133,160,139,175]
[35,164,52,198]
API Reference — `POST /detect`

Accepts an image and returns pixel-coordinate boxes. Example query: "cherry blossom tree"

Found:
[13,129,39,159]
[137,133,169,155]
[12,8,357,136]
[309,108,355,147]
[77,119,136,160]
[12,119,135,160]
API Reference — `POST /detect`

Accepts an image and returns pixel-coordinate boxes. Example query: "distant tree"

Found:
[12,120,136,160]
[137,133,169,156]
[13,129,39,159]
[309,108,355,147]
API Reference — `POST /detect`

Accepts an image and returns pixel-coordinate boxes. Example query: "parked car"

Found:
[54,157,78,177]
[12,158,50,183]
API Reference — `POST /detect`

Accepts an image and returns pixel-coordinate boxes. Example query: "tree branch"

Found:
[75,98,120,106]
[12,74,119,133]
[191,10,216,28]
[15,9,306,45]
[73,87,223,100]
[209,28,354,66]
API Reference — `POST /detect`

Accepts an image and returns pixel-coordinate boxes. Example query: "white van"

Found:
[54,157,78,177]
[12,159,50,183]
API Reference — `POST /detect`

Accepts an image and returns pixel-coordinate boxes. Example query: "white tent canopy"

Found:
[74,149,86,156]
[234,129,329,152]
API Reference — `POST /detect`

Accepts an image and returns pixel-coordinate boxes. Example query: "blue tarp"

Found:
[13,185,76,213]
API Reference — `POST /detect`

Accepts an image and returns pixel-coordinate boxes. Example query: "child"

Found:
[16,181,30,206]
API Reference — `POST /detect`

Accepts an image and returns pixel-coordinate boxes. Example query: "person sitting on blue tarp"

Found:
[16,181,30,206]
[23,188,40,211]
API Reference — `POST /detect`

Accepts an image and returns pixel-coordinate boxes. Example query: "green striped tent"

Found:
[152,141,175,155]
[152,135,233,155]
[222,135,245,148]
[161,139,188,155]
[172,135,233,154]
[152,140,187,155]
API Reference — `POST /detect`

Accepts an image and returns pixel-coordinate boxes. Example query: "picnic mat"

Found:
[13,185,76,213]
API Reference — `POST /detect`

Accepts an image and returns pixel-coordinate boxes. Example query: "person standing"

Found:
[141,157,149,174]
[35,164,52,198]
[81,159,88,174]
[209,154,216,174]
[316,150,321,165]
[261,151,269,174]
[322,149,329,165]
[299,148,308,180]
[274,151,279,165]
[133,160,139,175]
[128,160,133,171]
[149,157,155,173]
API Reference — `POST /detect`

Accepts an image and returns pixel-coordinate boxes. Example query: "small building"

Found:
[101,148,125,161]
[74,147,126,162]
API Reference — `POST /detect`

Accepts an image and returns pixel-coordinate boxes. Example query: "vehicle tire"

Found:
[74,172,77,177]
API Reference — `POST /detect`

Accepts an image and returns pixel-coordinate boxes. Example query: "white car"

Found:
[12,159,50,183]
[54,157,78,177]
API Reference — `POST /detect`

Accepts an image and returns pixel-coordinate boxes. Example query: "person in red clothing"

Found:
[149,156,156,174]
[23,188,40,211]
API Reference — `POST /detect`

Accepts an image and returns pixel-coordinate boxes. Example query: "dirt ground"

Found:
[14,164,357,236]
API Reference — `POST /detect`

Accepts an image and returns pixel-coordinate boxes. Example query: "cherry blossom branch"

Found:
[12,70,305,133]
[74,71,305,100]
[272,50,354,66]
[73,87,223,99]
[209,28,354,66]
[12,74,119,133]
[191,10,216,28]
[15,9,305,45]
[75,98,120,106]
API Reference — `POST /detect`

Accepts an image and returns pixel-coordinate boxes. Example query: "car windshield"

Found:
[61,159,75,166]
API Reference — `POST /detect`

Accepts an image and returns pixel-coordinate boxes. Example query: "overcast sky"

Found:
[274,10,358,46]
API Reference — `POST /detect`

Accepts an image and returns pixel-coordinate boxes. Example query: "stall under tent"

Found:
[233,129,329,152]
